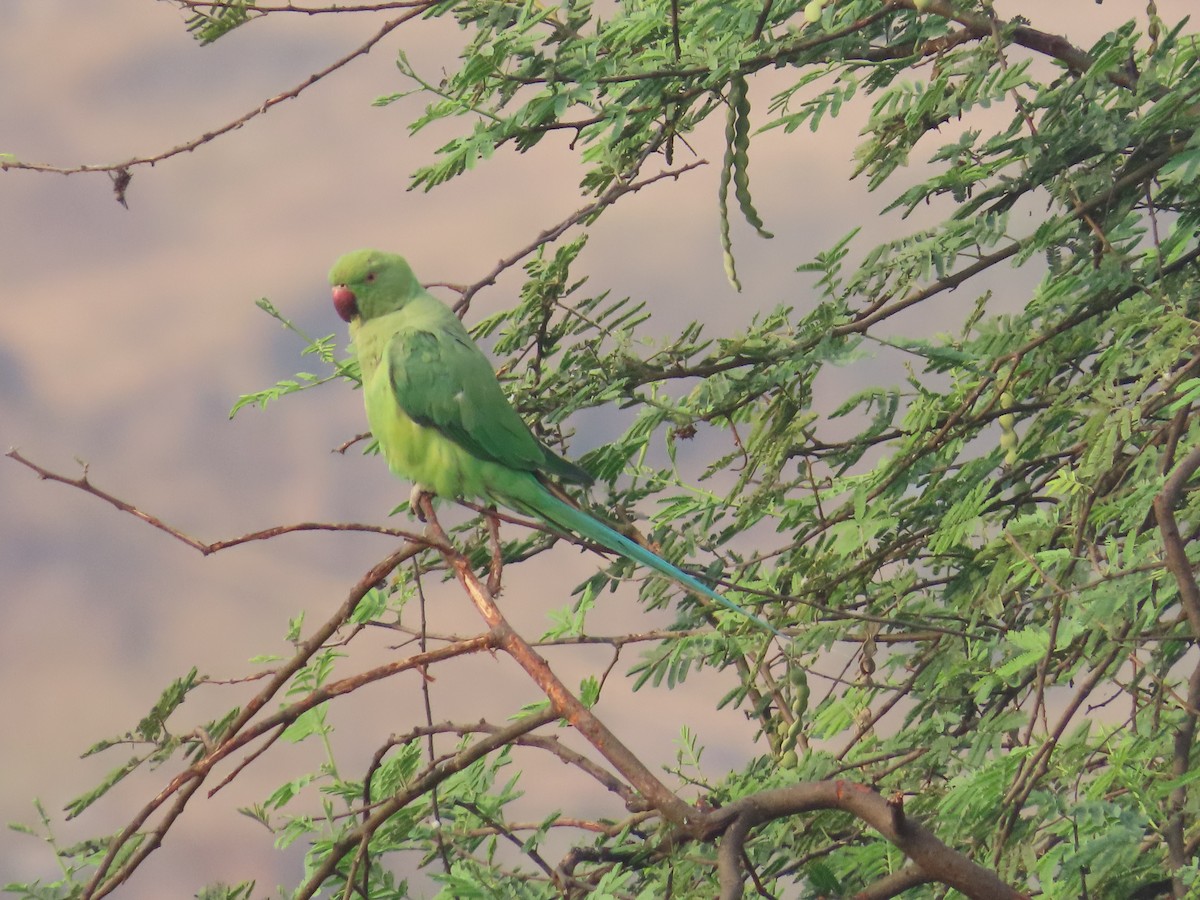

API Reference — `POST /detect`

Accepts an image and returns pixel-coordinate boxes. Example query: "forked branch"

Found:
[703,782,1027,900]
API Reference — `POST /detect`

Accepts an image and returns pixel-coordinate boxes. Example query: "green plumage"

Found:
[330,249,778,635]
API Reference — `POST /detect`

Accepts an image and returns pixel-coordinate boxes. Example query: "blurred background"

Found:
[0,1,1186,894]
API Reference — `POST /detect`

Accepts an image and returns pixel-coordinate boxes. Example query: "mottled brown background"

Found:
[1,2,1185,894]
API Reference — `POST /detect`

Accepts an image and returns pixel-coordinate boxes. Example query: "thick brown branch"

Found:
[853,863,933,900]
[905,0,1109,84]
[419,498,698,826]
[1167,657,1200,888]
[1154,442,1200,637]
[703,781,1026,900]
[1153,441,1200,884]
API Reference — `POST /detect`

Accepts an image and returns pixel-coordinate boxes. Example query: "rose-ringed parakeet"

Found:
[329,249,778,635]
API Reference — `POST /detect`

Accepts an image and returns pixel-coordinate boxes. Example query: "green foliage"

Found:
[62,668,205,818]
[183,0,257,45]
[229,299,352,417]
[5,802,143,899]
[15,2,1200,899]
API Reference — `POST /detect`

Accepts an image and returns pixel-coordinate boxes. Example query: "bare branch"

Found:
[0,9,429,185]
[454,159,706,313]
[173,0,429,12]
[6,449,427,551]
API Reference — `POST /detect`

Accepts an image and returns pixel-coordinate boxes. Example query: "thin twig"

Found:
[454,799,560,885]
[172,0,428,12]
[0,10,427,182]
[455,159,705,313]
[413,557,454,877]
[7,449,426,552]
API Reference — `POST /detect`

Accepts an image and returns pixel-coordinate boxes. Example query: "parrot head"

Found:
[329,249,422,323]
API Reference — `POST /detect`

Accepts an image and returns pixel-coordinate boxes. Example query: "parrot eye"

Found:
[365,271,377,283]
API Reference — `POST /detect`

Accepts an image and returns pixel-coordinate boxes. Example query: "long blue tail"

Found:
[504,480,782,637]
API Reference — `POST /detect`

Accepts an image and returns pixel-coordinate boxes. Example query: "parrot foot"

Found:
[485,507,503,595]
[410,484,434,522]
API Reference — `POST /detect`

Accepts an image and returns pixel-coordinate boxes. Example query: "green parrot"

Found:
[329,249,778,635]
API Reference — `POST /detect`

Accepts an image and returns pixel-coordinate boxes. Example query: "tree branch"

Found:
[6,448,427,552]
[0,9,429,192]
[703,781,1027,900]
[1154,443,1200,638]
[419,497,699,826]
[1153,441,1200,886]
[453,158,705,313]
[173,0,428,12]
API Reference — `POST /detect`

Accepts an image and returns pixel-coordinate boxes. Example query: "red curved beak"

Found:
[332,285,357,322]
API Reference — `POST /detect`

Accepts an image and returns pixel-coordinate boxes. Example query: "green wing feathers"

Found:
[383,297,592,485]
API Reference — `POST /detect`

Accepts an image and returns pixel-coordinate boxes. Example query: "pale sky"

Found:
[1,1,1189,895]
